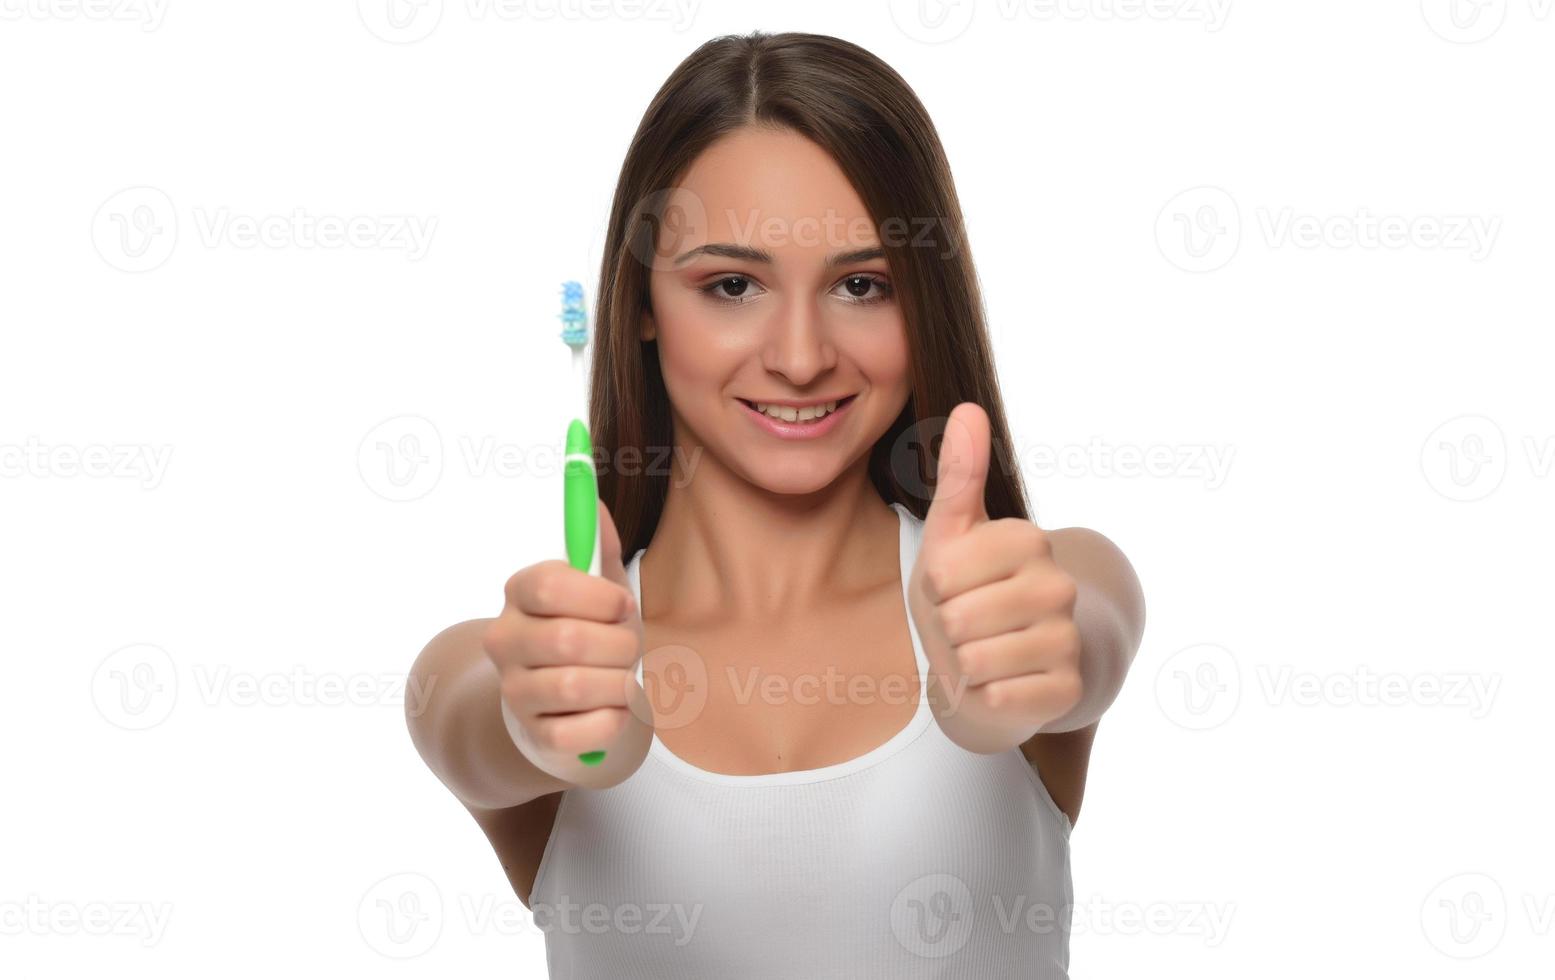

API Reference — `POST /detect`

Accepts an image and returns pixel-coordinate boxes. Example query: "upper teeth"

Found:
[753,399,840,422]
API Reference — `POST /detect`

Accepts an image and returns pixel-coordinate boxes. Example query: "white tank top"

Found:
[529,502,1074,978]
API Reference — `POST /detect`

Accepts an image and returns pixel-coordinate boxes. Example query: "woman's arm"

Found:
[405,618,571,811]
[406,619,576,906]
[1019,527,1145,825]
[1036,526,1146,733]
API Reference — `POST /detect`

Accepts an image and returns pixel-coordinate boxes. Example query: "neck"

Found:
[640,448,900,625]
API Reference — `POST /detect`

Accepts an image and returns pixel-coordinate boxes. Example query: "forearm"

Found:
[1040,587,1133,732]
[407,619,571,810]
[1039,528,1146,734]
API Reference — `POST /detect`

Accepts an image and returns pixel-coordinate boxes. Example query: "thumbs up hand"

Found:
[907,403,1083,754]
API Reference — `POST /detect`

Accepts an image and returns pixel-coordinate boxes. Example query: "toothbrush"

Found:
[558,281,607,767]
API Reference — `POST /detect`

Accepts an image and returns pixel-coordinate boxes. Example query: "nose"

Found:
[759,293,837,387]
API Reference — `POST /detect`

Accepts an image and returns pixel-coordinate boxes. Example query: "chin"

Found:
[738,456,849,497]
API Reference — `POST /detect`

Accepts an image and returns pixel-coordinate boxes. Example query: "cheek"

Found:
[850,315,912,392]
[650,286,743,397]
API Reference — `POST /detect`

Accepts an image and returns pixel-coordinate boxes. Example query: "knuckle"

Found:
[533,564,570,611]
[1020,520,1051,555]
[1006,517,1043,548]
[606,584,631,622]
[982,680,1008,712]
[924,560,952,600]
[532,579,556,612]
[576,707,626,747]
[938,607,963,643]
[597,707,629,743]
[502,570,524,605]
[504,564,537,606]
[524,560,572,612]
[552,619,583,659]
[479,621,505,659]
[482,618,522,663]
[527,718,558,751]
[1043,572,1078,610]
[554,668,585,706]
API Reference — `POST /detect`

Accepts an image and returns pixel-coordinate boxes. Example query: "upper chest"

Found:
[639,579,923,778]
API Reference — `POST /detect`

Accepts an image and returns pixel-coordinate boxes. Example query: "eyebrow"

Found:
[672,243,885,269]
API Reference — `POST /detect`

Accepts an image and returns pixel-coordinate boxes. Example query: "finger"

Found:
[525,707,632,756]
[920,518,1050,603]
[965,669,1082,726]
[506,561,636,623]
[505,664,633,716]
[519,617,642,670]
[936,572,1044,646]
[954,618,1082,686]
[921,402,991,550]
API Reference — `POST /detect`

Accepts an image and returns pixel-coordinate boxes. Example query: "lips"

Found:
[736,394,857,440]
[737,394,856,421]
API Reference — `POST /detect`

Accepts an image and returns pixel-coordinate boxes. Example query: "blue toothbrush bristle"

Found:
[559,280,588,349]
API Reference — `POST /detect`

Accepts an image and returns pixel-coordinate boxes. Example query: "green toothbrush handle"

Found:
[564,420,606,766]
[563,420,600,575]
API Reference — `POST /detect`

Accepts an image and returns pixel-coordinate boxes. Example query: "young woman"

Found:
[407,31,1145,978]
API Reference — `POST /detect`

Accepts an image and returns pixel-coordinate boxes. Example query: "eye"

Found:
[832,274,894,306]
[699,275,765,306]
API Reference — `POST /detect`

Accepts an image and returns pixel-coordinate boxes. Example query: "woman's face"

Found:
[643,125,912,497]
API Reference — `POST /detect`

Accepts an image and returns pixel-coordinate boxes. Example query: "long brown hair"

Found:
[591,30,1030,557]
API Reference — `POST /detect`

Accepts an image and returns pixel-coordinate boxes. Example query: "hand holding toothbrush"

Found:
[481,498,654,787]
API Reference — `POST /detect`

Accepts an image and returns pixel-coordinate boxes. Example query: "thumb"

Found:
[596,498,631,593]
[922,402,991,548]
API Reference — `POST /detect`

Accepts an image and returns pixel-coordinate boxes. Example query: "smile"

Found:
[736,394,857,439]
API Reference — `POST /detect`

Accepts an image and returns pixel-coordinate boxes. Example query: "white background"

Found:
[2,0,1551,976]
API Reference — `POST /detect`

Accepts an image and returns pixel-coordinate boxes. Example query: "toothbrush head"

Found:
[559,280,588,350]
